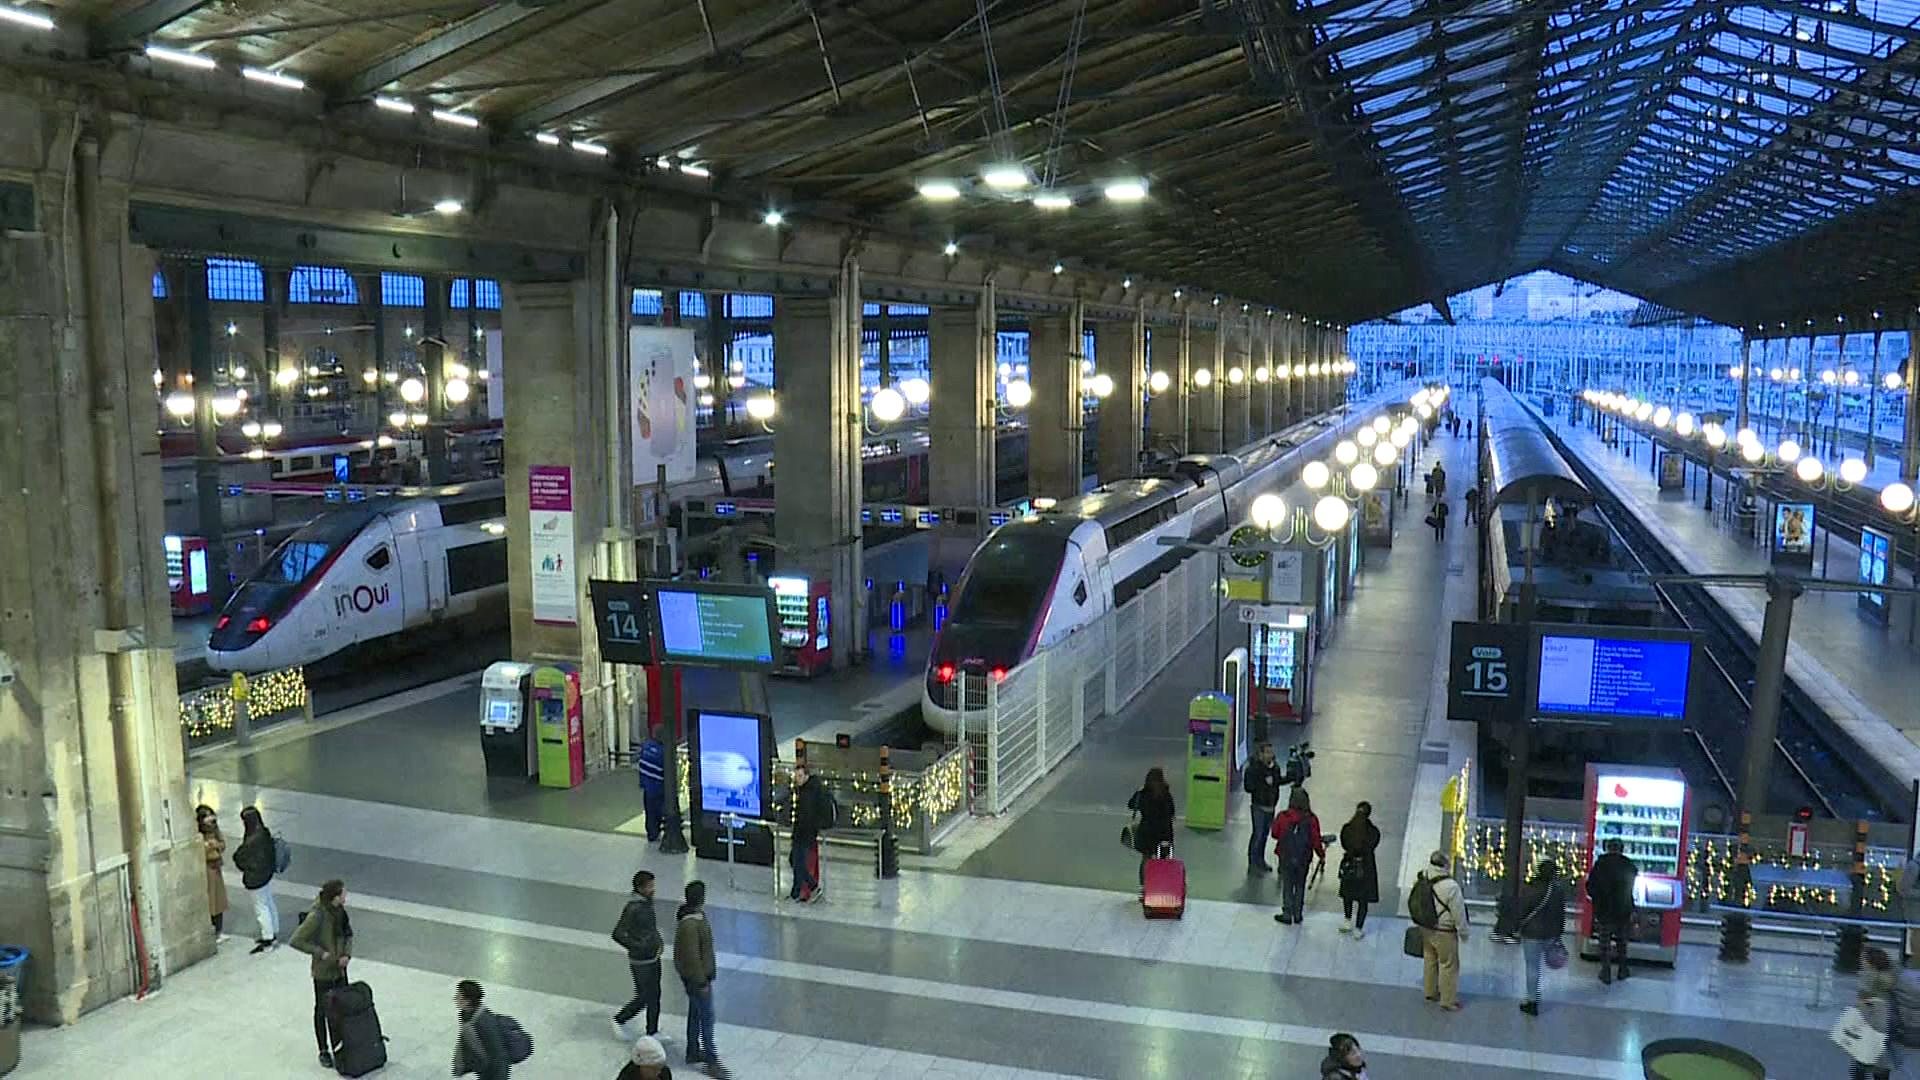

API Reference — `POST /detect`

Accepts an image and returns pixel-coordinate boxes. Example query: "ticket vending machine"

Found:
[768,575,831,676]
[479,661,535,779]
[532,664,585,789]
[1579,763,1689,964]
[1185,693,1231,830]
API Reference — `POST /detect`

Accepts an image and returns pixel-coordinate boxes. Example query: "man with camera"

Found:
[1243,742,1285,874]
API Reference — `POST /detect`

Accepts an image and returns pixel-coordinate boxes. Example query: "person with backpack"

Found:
[612,870,665,1041]
[1269,786,1325,926]
[232,806,280,954]
[1427,498,1450,541]
[288,879,353,1068]
[674,880,722,1073]
[788,766,836,903]
[1585,837,1637,984]
[452,979,511,1080]
[636,726,668,843]
[1517,859,1566,1016]
[1242,742,1285,874]
[1127,768,1177,893]
[1336,802,1380,940]
[1411,850,1469,1010]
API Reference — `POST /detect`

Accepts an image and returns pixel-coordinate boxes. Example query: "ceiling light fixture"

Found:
[982,164,1029,190]
[534,132,562,146]
[373,96,415,113]
[571,140,610,157]
[918,180,962,202]
[0,3,54,30]
[242,66,306,91]
[1032,192,1072,210]
[431,108,480,129]
[433,199,464,215]
[942,241,958,256]
[1122,277,1132,289]
[677,162,710,177]
[762,209,785,227]
[145,44,215,69]
[1103,179,1148,202]
[1051,262,1064,275]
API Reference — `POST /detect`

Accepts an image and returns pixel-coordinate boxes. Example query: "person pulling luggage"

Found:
[1127,768,1177,893]
[288,879,353,1069]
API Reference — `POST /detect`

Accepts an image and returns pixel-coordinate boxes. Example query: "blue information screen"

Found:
[1535,634,1692,721]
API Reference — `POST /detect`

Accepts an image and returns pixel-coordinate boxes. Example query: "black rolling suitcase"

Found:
[326,980,388,1077]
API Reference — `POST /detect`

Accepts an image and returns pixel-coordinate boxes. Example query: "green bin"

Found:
[1642,1037,1765,1080]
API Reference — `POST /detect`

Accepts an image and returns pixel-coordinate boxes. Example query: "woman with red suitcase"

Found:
[1127,768,1177,892]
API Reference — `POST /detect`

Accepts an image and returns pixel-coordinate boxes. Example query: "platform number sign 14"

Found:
[588,579,653,666]
[1447,622,1527,724]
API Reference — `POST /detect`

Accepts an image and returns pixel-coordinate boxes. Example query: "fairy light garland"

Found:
[670,744,967,835]
[180,668,308,739]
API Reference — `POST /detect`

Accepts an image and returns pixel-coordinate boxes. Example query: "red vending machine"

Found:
[165,534,214,615]
[1579,763,1689,964]
[768,575,831,676]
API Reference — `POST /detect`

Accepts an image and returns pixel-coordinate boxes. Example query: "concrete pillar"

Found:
[1147,313,1190,457]
[928,286,995,578]
[1095,312,1144,484]
[182,258,231,598]
[1028,306,1085,498]
[421,275,451,482]
[0,132,214,1024]
[1223,313,1250,450]
[1189,325,1223,452]
[773,267,864,665]
[1253,315,1273,435]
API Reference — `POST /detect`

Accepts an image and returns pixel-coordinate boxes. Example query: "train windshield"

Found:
[952,531,1068,626]
[209,508,378,649]
[259,541,331,584]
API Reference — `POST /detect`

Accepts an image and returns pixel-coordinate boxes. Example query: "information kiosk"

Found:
[479,661,535,779]
[687,707,777,864]
[1185,693,1231,830]
[532,664,585,789]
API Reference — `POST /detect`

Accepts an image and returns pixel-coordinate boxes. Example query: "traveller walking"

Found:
[617,1034,673,1080]
[612,870,664,1041]
[1465,418,1473,438]
[637,726,668,843]
[1586,837,1637,984]
[674,880,723,1074]
[1517,859,1566,1016]
[788,766,836,902]
[288,879,353,1068]
[1430,461,1447,500]
[1411,851,1469,1010]
[232,806,279,953]
[1270,786,1325,926]
[1463,485,1481,527]
[1243,742,1285,874]
[451,979,510,1080]
[1843,947,1897,1080]
[1127,767,1177,892]
[1320,1032,1370,1079]
[1336,802,1380,940]
[1434,498,1450,540]
[197,806,228,938]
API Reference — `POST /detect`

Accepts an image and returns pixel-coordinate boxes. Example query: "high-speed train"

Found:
[206,482,508,672]
[921,403,1396,734]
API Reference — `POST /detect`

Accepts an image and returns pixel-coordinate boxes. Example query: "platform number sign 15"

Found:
[588,579,653,666]
[1447,621,1527,724]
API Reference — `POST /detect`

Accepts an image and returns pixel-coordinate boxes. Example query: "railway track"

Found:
[1532,415,1901,822]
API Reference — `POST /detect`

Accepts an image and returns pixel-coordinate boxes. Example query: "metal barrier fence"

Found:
[179,667,311,752]
[953,556,1222,815]
[672,742,968,855]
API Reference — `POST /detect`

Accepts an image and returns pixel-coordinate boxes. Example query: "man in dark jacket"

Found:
[612,870,664,1039]
[288,879,353,1067]
[1585,837,1637,984]
[674,881,721,1073]
[232,806,279,954]
[1242,742,1284,874]
[452,979,510,1080]
[788,767,834,902]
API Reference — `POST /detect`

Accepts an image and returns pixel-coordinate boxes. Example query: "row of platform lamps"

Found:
[1240,385,1449,540]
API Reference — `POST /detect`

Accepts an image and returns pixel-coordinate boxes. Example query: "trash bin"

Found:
[0,945,27,1077]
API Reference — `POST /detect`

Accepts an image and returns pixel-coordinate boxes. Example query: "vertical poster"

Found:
[630,326,697,488]
[1770,502,1814,568]
[485,332,505,421]
[529,465,577,625]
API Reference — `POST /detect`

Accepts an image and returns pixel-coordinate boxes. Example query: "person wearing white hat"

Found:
[616,1034,671,1079]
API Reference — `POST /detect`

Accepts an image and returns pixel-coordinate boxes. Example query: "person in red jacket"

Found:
[1270,786,1326,925]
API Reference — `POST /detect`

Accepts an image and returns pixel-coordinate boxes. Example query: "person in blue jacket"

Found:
[636,726,667,842]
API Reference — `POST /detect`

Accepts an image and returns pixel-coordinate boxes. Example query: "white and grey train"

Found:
[207,482,509,673]
[922,403,1396,735]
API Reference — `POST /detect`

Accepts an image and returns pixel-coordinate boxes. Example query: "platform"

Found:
[1548,409,1920,781]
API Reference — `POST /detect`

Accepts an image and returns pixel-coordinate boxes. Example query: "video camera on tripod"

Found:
[1282,741,1315,786]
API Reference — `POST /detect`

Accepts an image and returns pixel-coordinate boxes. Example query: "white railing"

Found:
[960,555,1222,815]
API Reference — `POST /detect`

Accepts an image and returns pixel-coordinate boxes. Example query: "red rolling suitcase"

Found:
[1142,842,1186,919]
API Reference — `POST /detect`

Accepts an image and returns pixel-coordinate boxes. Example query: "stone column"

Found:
[1191,324,1223,452]
[1279,316,1297,425]
[928,285,995,579]
[1253,315,1273,435]
[1095,311,1144,484]
[773,266,864,665]
[422,274,450,482]
[1028,305,1085,499]
[1223,312,1251,449]
[1147,311,1189,457]
[0,128,214,1025]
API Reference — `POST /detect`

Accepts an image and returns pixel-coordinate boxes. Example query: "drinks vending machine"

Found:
[1248,608,1313,725]
[768,575,831,676]
[1579,763,1689,964]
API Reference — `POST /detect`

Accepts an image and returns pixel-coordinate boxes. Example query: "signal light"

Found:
[215,615,230,630]
[245,616,272,633]
[990,667,1007,683]
[936,664,956,684]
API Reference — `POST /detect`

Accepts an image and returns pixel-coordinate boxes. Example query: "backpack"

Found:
[493,1012,533,1065]
[1277,816,1312,865]
[272,836,292,874]
[1894,971,1920,1048]
[1408,874,1444,929]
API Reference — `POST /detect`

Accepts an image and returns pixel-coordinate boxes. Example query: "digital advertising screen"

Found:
[1533,627,1695,723]
[1860,526,1892,618]
[1771,502,1814,565]
[690,709,771,819]
[648,581,778,671]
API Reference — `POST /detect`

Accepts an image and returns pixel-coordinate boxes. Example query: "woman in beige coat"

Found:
[197,806,229,936]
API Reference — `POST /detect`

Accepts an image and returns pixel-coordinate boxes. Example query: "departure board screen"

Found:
[651,584,777,670]
[1535,633,1693,722]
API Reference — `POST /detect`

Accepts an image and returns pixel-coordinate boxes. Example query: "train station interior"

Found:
[4,2,1920,1078]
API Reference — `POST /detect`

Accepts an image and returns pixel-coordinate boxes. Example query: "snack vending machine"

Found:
[1579,763,1689,964]
[768,575,831,676]
[165,534,214,615]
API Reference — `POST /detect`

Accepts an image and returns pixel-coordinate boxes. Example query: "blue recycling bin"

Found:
[0,945,27,1076]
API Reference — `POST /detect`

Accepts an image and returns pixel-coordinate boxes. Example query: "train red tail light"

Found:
[245,616,272,633]
[214,615,230,630]
[990,667,1007,683]
[935,664,956,684]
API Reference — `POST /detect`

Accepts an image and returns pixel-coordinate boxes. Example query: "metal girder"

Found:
[335,2,572,101]
[95,0,216,48]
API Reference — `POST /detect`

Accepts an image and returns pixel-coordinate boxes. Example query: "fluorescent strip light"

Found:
[373,96,415,114]
[535,133,562,146]
[431,108,479,129]
[0,4,54,30]
[570,140,610,157]
[678,162,710,178]
[1032,192,1072,210]
[242,66,305,91]
[981,165,1028,190]
[145,44,215,70]
[1103,179,1149,202]
[917,180,962,202]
